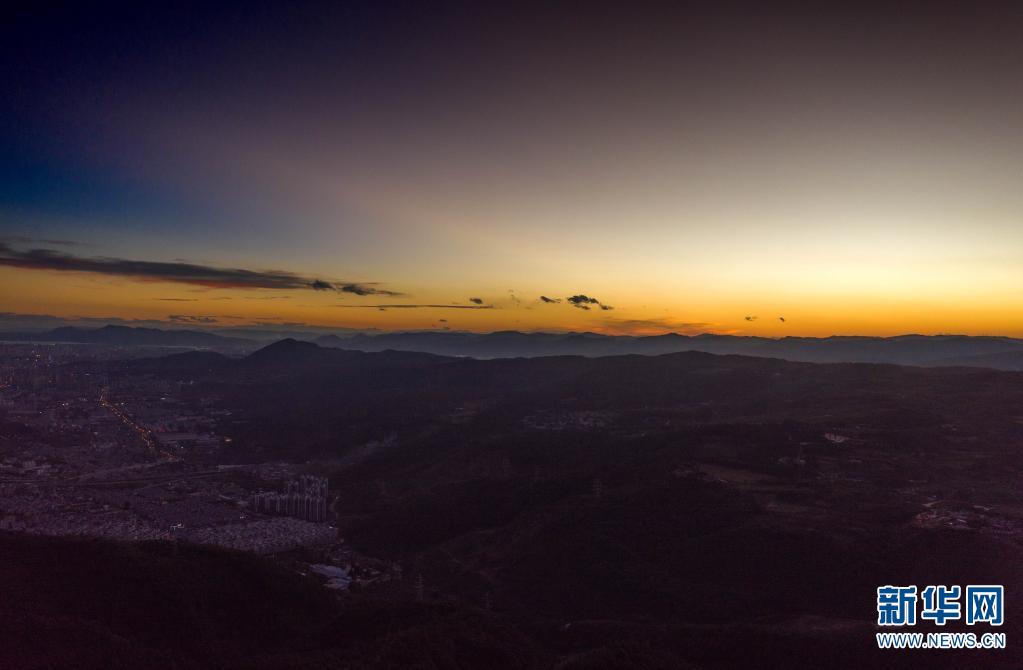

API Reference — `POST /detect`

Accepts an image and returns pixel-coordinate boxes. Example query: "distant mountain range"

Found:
[0,325,252,348]
[316,330,1023,368]
[7,325,1023,369]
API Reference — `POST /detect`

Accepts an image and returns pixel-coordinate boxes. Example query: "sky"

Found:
[3,3,1023,337]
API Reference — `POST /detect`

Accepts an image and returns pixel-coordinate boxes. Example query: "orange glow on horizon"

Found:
[3,264,1023,339]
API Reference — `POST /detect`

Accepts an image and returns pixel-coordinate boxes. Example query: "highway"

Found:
[99,390,178,462]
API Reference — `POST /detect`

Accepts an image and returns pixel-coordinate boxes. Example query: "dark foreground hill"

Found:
[3,528,1018,670]
[0,532,540,670]
[148,338,1023,463]
[82,341,1023,667]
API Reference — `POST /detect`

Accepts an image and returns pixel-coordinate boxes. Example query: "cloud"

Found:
[1,236,82,247]
[0,311,376,334]
[602,317,715,335]
[0,242,401,294]
[538,294,612,310]
[469,297,484,304]
[336,303,494,310]
[168,314,219,324]
[567,294,613,311]
[340,283,404,296]
[315,280,402,295]
[156,298,199,302]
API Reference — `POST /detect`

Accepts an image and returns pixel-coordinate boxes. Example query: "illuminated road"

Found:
[99,390,178,462]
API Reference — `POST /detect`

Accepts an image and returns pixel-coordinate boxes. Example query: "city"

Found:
[0,343,376,583]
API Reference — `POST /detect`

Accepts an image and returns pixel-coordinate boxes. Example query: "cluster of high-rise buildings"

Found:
[250,475,329,522]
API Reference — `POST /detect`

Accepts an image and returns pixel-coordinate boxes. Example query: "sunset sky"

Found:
[3,4,1023,336]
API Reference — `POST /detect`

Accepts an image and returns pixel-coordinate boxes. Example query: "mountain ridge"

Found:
[0,325,252,348]
[7,325,1023,369]
[315,330,1023,367]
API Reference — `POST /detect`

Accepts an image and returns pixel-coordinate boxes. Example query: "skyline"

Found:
[4,4,1023,337]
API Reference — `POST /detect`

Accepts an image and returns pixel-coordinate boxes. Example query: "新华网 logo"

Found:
[877,584,1003,626]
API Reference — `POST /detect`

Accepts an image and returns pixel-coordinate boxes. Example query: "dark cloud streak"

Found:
[340,283,403,296]
[0,242,402,295]
[1,236,82,247]
[336,304,494,310]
